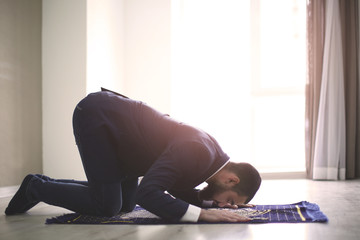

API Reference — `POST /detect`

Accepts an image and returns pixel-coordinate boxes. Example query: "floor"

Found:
[0,179,359,240]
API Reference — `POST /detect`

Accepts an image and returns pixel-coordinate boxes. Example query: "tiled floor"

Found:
[1,179,359,240]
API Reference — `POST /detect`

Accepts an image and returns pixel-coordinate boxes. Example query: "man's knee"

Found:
[121,202,136,213]
[97,202,121,217]
[90,182,123,217]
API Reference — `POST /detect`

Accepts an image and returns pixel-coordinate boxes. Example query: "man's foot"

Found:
[5,174,39,215]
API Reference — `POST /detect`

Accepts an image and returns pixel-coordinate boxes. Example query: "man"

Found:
[5,89,261,223]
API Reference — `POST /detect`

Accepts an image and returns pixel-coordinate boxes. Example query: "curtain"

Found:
[305,0,325,179]
[313,0,346,180]
[306,0,360,180]
[339,0,359,179]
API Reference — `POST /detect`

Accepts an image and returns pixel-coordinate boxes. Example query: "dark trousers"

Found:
[28,175,137,216]
[27,95,138,216]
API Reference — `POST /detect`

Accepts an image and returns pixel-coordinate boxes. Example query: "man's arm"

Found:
[167,189,203,207]
[135,148,200,222]
[167,189,224,208]
[135,143,251,222]
[136,183,250,223]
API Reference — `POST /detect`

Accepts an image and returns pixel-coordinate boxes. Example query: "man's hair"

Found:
[225,162,262,203]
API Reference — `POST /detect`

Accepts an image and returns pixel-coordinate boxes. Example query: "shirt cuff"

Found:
[180,204,201,222]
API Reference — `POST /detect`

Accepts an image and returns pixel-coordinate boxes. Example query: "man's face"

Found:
[212,190,248,208]
[199,181,248,207]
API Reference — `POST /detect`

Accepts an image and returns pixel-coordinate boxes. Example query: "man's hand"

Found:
[198,209,251,223]
[213,201,256,209]
[237,203,255,208]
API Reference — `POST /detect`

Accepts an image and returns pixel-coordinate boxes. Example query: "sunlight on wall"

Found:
[171,0,252,163]
[171,0,306,172]
[87,0,124,94]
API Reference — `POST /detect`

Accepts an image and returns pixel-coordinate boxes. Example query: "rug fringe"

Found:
[46,213,80,224]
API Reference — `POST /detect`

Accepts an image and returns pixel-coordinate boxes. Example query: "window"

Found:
[171,0,306,173]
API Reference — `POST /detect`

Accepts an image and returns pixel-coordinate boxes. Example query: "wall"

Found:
[0,0,42,186]
[42,0,171,179]
[123,0,171,113]
[42,0,87,180]
[87,0,125,93]
[87,0,172,111]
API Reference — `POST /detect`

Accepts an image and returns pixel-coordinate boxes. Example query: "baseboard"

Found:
[260,171,306,180]
[147,173,305,181]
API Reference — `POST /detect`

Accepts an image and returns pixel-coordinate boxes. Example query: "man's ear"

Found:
[226,174,240,186]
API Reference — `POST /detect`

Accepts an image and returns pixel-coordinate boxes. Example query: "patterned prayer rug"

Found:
[45,201,328,225]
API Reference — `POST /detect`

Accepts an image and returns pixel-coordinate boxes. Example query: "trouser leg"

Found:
[28,174,139,216]
[35,174,89,186]
[28,96,138,216]
[119,177,138,212]
[27,175,123,216]
[9,95,140,216]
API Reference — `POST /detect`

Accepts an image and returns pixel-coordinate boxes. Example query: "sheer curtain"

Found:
[306,0,360,180]
[313,0,346,180]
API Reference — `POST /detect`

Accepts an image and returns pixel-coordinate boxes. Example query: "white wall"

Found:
[87,0,172,112]
[124,0,171,113]
[87,0,125,94]
[42,0,171,179]
[42,0,87,180]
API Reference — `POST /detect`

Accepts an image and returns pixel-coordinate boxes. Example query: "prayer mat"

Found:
[45,201,328,225]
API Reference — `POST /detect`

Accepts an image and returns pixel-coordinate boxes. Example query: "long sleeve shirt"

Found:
[76,90,229,222]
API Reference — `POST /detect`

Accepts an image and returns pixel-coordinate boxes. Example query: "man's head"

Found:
[199,162,261,206]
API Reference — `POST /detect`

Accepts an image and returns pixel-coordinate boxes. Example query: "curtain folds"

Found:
[339,0,359,179]
[313,0,346,180]
[305,0,326,179]
[306,0,359,180]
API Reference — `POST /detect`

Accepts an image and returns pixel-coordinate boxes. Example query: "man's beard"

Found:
[199,182,227,201]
